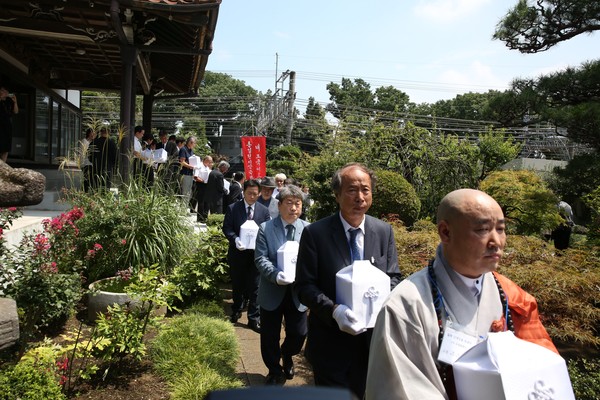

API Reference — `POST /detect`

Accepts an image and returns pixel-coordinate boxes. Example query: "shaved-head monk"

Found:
[366,189,557,400]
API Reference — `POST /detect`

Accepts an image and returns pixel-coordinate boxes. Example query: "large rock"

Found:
[0,298,19,350]
[0,160,45,207]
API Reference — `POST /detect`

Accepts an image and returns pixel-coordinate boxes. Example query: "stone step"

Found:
[2,209,61,249]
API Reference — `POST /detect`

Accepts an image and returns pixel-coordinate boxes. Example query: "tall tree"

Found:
[292,97,330,153]
[503,60,600,149]
[374,86,412,113]
[494,0,600,53]
[326,78,375,120]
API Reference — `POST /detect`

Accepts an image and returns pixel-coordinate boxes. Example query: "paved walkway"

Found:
[221,287,314,387]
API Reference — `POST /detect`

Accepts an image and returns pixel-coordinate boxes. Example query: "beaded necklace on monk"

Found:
[427,258,514,399]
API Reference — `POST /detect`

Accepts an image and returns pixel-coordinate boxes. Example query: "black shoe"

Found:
[248,319,261,333]
[230,312,241,323]
[265,372,286,385]
[282,355,294,380]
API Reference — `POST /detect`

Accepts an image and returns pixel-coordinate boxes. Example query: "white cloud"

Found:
[413,0,491,22]
[437,60,508,92]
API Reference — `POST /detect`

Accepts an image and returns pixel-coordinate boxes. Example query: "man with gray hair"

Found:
[203,160,229,216]
[295,163,402,398]
[255,185,309,385]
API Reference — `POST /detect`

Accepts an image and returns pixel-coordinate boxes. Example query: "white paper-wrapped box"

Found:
[277,241,299,282]
[188,155,200,167]
[152,148,168,163]
[239,220,259,250]
[335,260,390,330]
[141,149,154,164]
[193,166,209,183]
[453,331,575,400]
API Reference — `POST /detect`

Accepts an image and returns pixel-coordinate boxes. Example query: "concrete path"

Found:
[221,287,314,387]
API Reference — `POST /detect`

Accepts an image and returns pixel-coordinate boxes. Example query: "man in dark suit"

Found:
[223,179,271,333]
[294,163,402,399]
[225,171,244,207]
[255,185,310,385]
[90,127,117,190]
[204,161,229,215]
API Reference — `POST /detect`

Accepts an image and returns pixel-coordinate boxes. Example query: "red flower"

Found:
[93,243,103,251]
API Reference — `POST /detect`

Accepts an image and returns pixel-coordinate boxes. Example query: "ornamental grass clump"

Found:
[64,179,192,283]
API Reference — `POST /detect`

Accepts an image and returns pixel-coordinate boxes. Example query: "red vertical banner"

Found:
[241,136,266,179]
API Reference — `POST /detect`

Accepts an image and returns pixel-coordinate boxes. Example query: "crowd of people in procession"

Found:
[79,127,561,400]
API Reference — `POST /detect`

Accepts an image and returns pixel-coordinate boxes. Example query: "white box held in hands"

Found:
[152,148,167,163]
[277,240,299,282]
[193,167,209,182]
[335,260,390,330]
[453,331,575,400]
[239,220,259,250]
[188,155,200,167]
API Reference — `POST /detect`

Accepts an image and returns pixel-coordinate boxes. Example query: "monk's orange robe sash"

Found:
[493,272,559,354]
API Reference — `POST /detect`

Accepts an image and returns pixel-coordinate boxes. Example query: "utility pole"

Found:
[275,53,278,95]
[285,71,296,145]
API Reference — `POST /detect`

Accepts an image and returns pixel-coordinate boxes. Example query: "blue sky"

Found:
[207,0,600,110]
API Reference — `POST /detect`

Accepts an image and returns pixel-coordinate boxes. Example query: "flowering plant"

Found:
[0,207,90,336]
[64,180,192,283]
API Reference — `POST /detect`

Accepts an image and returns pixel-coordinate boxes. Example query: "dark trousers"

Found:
[82,165,92,192]
[194,183,208,219]
[205,201,223,215]
[229,250,260,322]
[552,224,572,250]
[311,330,372,400]
[260,289,307,375]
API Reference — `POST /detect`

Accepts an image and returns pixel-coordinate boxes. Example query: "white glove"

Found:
[276,271,293,285]
[235,237,246,251]
[332,304,366,335]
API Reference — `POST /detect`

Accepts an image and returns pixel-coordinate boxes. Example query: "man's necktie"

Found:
[247,206,253,220]
[348,228,361,261]
[285,224,296,241]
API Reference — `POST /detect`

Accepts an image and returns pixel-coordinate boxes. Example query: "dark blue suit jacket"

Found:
[223,200,270,267]
[294,213,402,375]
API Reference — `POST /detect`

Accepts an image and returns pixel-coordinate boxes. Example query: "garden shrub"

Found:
[0,363,66,400]
[481,169,563,235]
[8,269,80,334]
[171,226,229,301]
[206,213,224,227]
[1,208,82,335]
[185,299,228,320]
[151,311,242,398]
[393,221,439,276]
[583,185,600,246]
[370,169,420,226]
[297,152,348,222]
[0,340,67,400]
[568,358,600,400]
